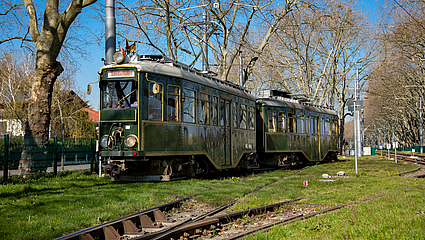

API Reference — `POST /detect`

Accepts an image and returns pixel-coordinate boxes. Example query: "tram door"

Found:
[311,116,320,160]
[220,99,231,166]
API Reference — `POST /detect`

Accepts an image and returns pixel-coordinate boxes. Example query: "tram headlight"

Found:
[113,51,125,64]
[100,135,112,148]
[124,135,138,148]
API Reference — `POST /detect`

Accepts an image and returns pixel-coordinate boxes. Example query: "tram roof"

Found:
[100,55,255,100]
[257,98,337,116]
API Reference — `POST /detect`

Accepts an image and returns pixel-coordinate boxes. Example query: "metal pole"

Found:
[379,129,382,156]
[239,51,243,86]
[105,0,116,65]
[393,117,397,163]
[354,68,358,174]
[202,9,208,72]
[3,134,9,180]
[419,97,424,153]
[90,137,95,173]
[54,136,58,175]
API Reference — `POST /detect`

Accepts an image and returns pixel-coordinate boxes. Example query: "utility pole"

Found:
[202,9,208,72]
[419,97,424,153]
[354,68,359,174]
[239,51,244,86]
[392,117,397,163]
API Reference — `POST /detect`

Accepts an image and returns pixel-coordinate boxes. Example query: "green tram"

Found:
[99,55,257,181]
[98,54,338,181]
[256,90,338,166]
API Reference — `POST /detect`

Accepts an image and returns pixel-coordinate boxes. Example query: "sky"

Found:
[74,0,382,111]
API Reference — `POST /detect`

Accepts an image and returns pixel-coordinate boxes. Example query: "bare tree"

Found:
[366,0,425,147]
[253,0,379,153]
[113,0,301,82]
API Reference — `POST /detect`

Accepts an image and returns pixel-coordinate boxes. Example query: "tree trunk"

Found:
[19,61,63,176]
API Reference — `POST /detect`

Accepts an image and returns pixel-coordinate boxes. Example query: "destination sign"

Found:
[107,70,135,78]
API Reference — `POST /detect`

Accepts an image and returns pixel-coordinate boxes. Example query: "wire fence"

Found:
[1,135,96,180]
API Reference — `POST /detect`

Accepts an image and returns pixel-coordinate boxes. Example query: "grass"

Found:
[0,155,423,239]
[0,171,233,239]
[242,156,425,240]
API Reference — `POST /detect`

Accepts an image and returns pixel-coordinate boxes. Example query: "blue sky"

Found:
[74,0,382,110]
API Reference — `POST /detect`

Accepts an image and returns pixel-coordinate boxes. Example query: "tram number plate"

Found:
[107,70,134,78]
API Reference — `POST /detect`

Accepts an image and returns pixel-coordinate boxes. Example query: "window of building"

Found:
[240,104,247,129]
[249,106,255,130]
[278,112,286,132]
[288,112,296,133]
[198,93,210,124]
[167,85,180,121]
[183,88,195,123]
[148,82,162,120]
[268,111,276,132]
[297,114,304,133]
[212,96,218,125]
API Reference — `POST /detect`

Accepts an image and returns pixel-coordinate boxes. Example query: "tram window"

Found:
[288,112,296,133]
[183,88,196,123]
[324,119,330,135]
[148,82,162,120]
[248,106,255,130]
[167,85,180,122]
[268,111,276,132]
[305,116,310,134]
[297,115,304,134]
[226,101,230,127]
[311,117,318,134]
[102,80,138,109]
[198,93,210,124]
[240,104,247,129]
[332,120,338,135]
[212,96,218,125]
[278,112,286,132]
[220,100,225,126]
[233,102,238,128]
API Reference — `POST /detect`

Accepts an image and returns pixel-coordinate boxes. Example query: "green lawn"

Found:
[243,156,425,240]
[0,155,423,240]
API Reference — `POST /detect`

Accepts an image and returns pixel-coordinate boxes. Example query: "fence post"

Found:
[90,137,95,173]
[53,136,58,176]
[3,134,9,180]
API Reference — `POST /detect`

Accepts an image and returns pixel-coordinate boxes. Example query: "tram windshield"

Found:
[102,80,138,109]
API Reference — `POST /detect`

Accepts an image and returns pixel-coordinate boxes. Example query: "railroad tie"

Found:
[140,214,161,228]
[153,209,175,223]
[103,226,124,240]
[78,234,95,240]
[123,219,144,235]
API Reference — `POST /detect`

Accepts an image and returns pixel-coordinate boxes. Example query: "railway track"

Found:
[54,166,311,240]
[389,153,425,178]
[54,160,424,240]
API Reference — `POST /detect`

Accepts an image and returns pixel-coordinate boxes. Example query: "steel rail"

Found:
[54,196,193,240]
